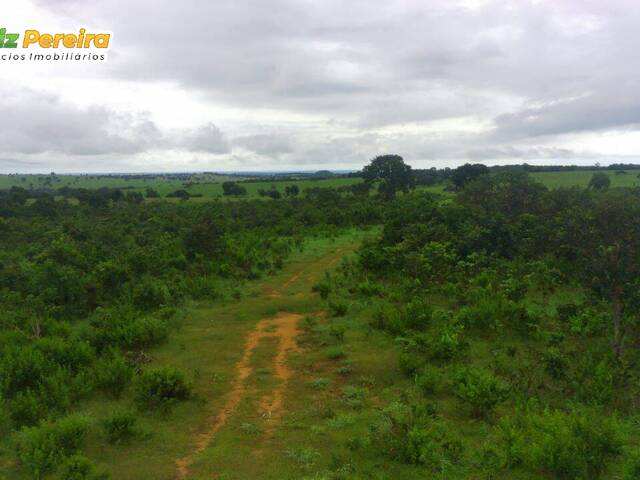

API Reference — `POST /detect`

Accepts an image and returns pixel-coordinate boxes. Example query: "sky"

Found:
[1,0,640,173]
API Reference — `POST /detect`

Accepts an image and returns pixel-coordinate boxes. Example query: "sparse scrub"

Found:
[328,300,348,317]
[135,367,192,409]
[55,455,109,480]
[101,410,138,444]
[415,365,441,395]
[309,378,330,390]
[285,446,321,469]
[325,346,346,360]
[454,368,509,417]
[15,415,89,478]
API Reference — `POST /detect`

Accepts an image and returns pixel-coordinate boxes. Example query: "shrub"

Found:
[328,325,346,342]
[101,410,137,444]
[415,365,441,396]
[121,317,169,348]
[341,385,366,410]
[312,281,331,299]
[355,279,382,297]
[94,352,132,398]
[0,345,48,398]
[328,300,348,317]
[496,408,622,479]
[325,346,346,360]
[56,455,109,480]
[454,368,509,417]
[15,415,89,478]
[132,279,171,311]
[309,378,330,390]
[403,298,433,331]
[426,321,465,361]
[371,305,405,334]
[135,367,192,408]
[398,352,426,376]
[623,449,640,480]
[542,346,567,379]
[531,410,621,479]
[10,389,49,427]
[369,401,463,470]
[457,297,531,332]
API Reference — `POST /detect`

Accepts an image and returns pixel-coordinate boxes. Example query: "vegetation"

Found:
[4,159,640,478]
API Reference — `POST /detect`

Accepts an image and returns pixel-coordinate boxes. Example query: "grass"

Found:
[0,173,361,200]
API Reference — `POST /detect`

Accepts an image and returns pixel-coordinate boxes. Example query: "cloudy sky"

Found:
[2,0,640,172]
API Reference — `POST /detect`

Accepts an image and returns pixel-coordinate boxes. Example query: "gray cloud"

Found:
[0,89,229,159]
[494,90,640,139]
[233,134,294,156]
[0,89,156,156]
[8,0,640,171]
[175,123,230,154]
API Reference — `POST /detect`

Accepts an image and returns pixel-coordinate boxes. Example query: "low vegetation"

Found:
[3,158,640,478]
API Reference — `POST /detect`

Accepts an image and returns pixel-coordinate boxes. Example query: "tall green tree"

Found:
[362,155,414,201]
[451,163,490,189]
[564,190,640,359]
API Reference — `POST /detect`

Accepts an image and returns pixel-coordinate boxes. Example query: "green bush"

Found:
[325,346,346,360]
[328,325,346,342]
[135,367,192,408]
[543,346,567,379]
[426,321,465,361]
[328,300,348,317]
[415,365,441,395]
[341,385,366,410]
[372,300,432,334]
[496,408,622,479]
[530,410,621,479]
[369,401,463,470]
[454,368,509,417]
[15,415,89,478]
[457,297,531,332]
[623,449,640,480]
[402,298,433,331]
[94,352,132,398]
[371,304,405,334]
[312,281,331,299]
[10,390,49,427]
[132,279,171,311]
[56,455,109,480]
[398,352,426,376]
[101,410,137,444]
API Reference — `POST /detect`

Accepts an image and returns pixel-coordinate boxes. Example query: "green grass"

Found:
[0,173,361,200]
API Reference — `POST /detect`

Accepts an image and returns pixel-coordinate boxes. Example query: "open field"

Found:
[0,174,361,199]
[2,169,640,201]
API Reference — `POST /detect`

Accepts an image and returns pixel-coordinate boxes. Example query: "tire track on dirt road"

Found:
[175,244,354,479]
[175,312,302,479]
